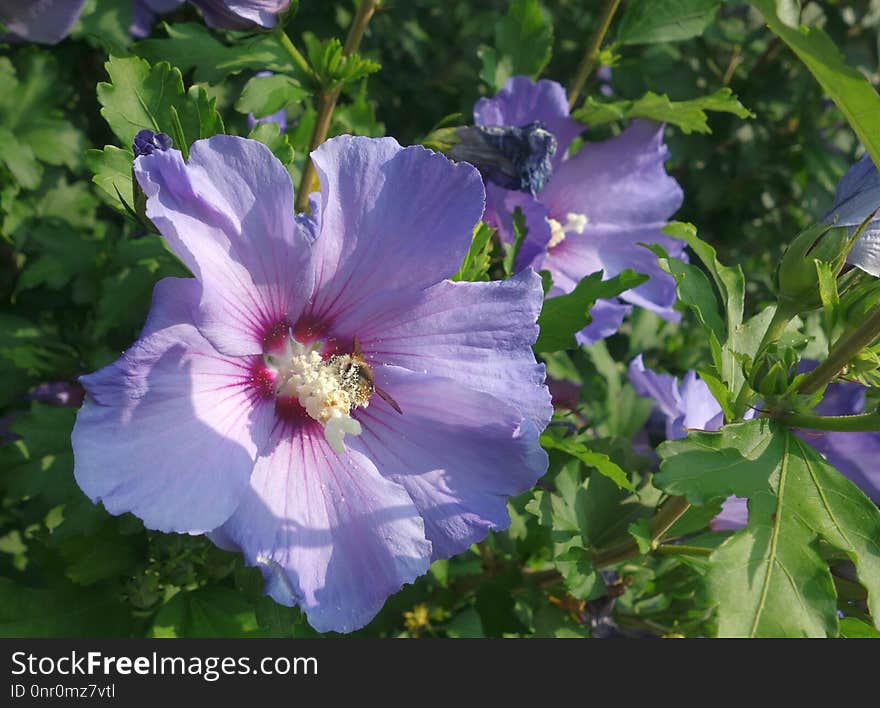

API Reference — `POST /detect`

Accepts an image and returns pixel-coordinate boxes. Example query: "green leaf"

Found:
[150,588,261,638]
[303,34,380,91]
[0,578,131,637]
[534,270,649,353]
[627,518,652,555]
[136,23,295,84]
[839,617,880,638]
[540,432,633,491]
[97,56,184,148]
[86,146,134,214]
[479,0,553,90]
[574,89,753,135]
[235,73,308,118]
[751,0,880,170]
[453,222,495,282]
[176,85,225,145]
[656,419,880,637]
[0,127,42,190]
[247,122,295,169]
[617,0,721,45]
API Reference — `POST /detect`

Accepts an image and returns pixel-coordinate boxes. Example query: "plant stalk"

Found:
[294,0,378,212]
[567,0,621,109]
[796,308,880,395]
[591,496,691,568]
[771,410,880,432]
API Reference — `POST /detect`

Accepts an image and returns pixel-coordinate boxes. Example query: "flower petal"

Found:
[628,355,683,424]
[539,120,683,227]
[306,135,485,334]
[0,0,85,44]
[361,269,551,426]
[215,429,431,633]
[189,0,289,29]
[474,76,583,160]
[575,299,632,346]
[72,277,271,533]
[354,366,548,559]
[134,135,313,356]
[540,222,682,318]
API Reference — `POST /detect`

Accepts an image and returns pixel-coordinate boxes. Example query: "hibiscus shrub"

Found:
[2,0,880,639]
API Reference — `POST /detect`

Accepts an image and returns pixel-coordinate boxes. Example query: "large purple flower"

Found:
[472,76,686,344]
[72,133,551,633]
[0,0,85,44]
[629,356,880,529]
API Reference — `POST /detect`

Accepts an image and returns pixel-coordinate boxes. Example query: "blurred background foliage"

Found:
[1,0,878,637]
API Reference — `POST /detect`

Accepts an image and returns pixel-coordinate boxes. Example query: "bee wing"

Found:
[375,385,403,415]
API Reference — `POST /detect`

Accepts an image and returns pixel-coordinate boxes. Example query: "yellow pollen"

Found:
[547,212,588,249]
[266,338,369,453]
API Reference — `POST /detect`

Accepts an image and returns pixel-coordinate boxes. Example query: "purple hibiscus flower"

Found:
[72,132,551,633]
[629,355,880,529]
[0,0,85,44]
[189,0,290,29]
[469,76,686,344]
[824,154,880,276]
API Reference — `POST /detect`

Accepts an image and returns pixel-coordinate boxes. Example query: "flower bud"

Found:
[776,222,853,314]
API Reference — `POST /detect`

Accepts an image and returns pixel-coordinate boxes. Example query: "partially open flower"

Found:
[72,134,551,633]
[471,76,686,344]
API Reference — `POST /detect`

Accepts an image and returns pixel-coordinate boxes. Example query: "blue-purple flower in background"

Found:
[71,132,551,633]
[1,0,289,43]
[189,0,290,29]
[467,76,686,344]
[629,355,880,529]
[0,0,85,44]
[824,154,880,276]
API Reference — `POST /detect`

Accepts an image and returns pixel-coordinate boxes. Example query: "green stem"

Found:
[731,304,796,419]
[797,307,880,395]
[592,496,691,568]
[567,0,621,109]
[655,544,714,558]
[294,0,378,212]
[277,30,314,81]
[771,410,880,432]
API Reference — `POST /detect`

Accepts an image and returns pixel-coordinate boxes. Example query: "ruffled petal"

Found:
[215,429,432,633]
[306,135,485,335]
[72,278,272,533]
[353,366,548,559]
[362,269,551,426]
[539,120,683,227]
[628,355,683,424]
[575,299,632,346]
[134,135,313,356]
[0,0,85,44]
[474,76,583,160]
